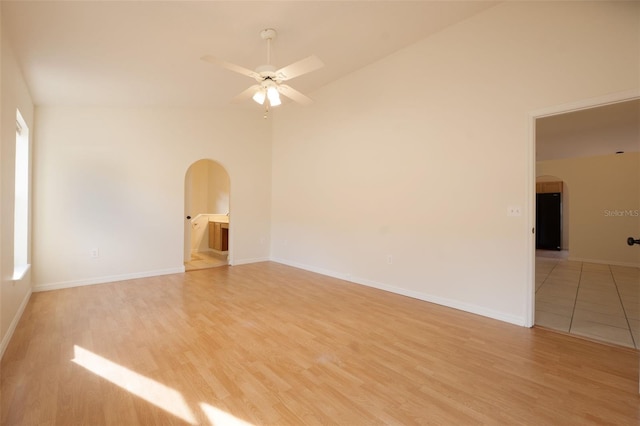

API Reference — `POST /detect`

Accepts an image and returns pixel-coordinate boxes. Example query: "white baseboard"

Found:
[191,249,228,256]
[568,257,640,268]
[1,288,32,360]
[271,258,349,281]
[230,257,270,266]
[271,257,526,327]
[33,266,186,292]
[210,249,229,256]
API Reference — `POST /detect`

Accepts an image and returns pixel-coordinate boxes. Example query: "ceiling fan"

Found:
[201,28,324,112]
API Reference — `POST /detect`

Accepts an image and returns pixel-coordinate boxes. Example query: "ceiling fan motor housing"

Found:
[255,64,277,80]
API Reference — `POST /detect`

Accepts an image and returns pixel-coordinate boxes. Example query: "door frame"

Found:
[525,89,640,327]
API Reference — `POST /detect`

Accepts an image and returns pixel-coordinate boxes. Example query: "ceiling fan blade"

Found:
[231,85,261,103]
[278,84,313,105]
[275,55,324,82]
[201,55,260,80]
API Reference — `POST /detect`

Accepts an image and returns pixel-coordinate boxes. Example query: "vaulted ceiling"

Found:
[3,1,637,160]
[2,1,497,108]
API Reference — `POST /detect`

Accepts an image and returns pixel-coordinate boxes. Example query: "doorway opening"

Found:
[184,159,231,271]
[535,175,567,257]
[530,94,640,349]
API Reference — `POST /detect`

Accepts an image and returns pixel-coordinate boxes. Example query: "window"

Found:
[13,109,30,280]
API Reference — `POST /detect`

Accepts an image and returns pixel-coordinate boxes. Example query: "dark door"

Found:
[536,192,562,250]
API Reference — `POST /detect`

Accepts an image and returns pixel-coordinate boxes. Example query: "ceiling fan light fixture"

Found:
[267,86,281,107]
[252,89,266,105]
[202,27,324,113]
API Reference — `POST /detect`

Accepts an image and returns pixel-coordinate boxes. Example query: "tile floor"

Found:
[184,251,228,271]
[535,251,639,349]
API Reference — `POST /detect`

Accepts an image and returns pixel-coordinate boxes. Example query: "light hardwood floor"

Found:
[2,262,639,425]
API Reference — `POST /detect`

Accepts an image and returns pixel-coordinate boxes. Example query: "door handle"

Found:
[627,237,640,246]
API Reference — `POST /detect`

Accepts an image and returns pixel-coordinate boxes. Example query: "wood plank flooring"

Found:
[2,262,639,425]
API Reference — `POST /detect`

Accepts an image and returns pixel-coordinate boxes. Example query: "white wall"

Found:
[187,159,230,217]
[207,163,230,215]
[33,107,271,291]
[1,26,35,355]
[271,1,639,325]
[538,153,640,267]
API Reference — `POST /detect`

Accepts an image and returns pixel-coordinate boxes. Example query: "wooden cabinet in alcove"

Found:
[209,222,229,252]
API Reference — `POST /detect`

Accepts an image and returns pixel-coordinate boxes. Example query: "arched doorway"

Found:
[184,159,231,271]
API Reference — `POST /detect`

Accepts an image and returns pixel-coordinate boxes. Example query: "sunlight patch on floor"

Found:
[71,345,255,426]
[72,345,197,424]
[200,402,255,426]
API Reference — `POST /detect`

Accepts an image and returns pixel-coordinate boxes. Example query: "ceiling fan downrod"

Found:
[260,28,277,66]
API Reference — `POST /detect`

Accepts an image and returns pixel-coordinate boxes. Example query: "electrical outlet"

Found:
[507,206,522,217]
[90,248,99,258]
[387,254,393,264]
